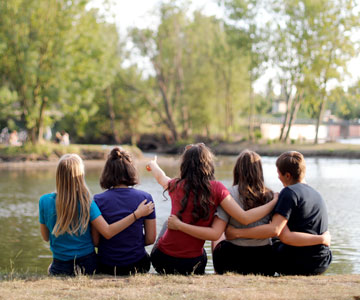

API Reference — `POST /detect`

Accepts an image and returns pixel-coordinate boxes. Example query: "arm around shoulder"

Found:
[225,213,287,240]
[279,226,331,247]
[91,199,155,239]
[220,193,278,226]
[168,215,227,241]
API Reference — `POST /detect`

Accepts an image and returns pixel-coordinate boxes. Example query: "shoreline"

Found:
[1,141,360,168]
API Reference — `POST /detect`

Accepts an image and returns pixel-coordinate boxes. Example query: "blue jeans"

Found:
[49,252,97,276]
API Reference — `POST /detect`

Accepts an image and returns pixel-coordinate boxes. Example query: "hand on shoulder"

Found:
[135,199,154,218]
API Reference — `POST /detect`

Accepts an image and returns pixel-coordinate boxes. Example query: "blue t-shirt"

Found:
[39,193,101,261]
[94,188,156,266]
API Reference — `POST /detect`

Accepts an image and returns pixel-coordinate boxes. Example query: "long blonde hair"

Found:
[52,154,91,237]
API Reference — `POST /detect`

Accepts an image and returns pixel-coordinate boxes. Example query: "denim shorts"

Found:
[49,252,97,276]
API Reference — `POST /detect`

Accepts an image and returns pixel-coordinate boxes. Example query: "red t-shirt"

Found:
[157,180,230,258]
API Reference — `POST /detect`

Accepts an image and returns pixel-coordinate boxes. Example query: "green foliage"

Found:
[130,2,250,141]
[0,0,359,146]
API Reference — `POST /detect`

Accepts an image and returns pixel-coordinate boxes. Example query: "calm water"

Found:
[0,155,359,275]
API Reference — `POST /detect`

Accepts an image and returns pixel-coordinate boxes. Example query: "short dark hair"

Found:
[276,151,306,182]
[100,147,138,189]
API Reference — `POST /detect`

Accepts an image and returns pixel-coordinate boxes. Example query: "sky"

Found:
[89,0,360,94]
[92,0,222,33]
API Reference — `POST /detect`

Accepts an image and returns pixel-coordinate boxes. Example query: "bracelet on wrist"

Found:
[133,212,137,220]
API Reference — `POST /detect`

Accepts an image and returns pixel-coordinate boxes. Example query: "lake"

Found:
[0,155,359,275]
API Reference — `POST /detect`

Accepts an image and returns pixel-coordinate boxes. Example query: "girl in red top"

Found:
[147,143,277,275]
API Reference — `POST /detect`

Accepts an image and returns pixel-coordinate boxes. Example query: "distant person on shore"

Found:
[93,147,156,276]
[55,131,62,144]
[211,150,330,275]
[146,143,278,275]
[9,130,21,146]
[225,151,332,275]
[61,131,70,146]
[39,154,154,276]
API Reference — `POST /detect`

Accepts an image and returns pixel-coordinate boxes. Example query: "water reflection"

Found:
[0,156,359,275]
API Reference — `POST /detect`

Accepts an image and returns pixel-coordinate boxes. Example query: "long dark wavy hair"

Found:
[168,143,215,223]
[233,150,274,211]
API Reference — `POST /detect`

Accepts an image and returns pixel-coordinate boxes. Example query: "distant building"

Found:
[271,99,287,114]
[261,121,360,142]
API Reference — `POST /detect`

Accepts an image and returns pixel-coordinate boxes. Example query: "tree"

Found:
[221,0,270,141]
[270,0,360,143]
[130,2,249,141]
[0,0,120,143]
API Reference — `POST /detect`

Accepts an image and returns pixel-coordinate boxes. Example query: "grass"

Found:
[0,274,359,300]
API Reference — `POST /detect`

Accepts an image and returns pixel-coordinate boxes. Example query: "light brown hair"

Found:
[53,154,91,237]
[233,150,273,210]
[276,151,306,182]
[100,147,138,189]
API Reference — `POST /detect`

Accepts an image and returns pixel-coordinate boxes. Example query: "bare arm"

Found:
[91,200,154,239]
[226,214,331,247]
[279,226,331,247]
[144,219,157,246]
[226,213,288,240]
[147,156,171,189]
[91,225,100,247]
[40,224,49,242]
[167,215,227,241]
[220,193,278,226]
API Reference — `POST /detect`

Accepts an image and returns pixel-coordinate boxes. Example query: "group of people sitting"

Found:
[39,143,332,276]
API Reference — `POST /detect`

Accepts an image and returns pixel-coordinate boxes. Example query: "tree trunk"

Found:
[181,104,190,139]
[106,87,120,144]
[225,86,231,141]
[279,100,291,142]
[284,93,302,143]
[36,96,48,143]
[157,76,179,142]
[248,80,255,142]
[279,84,292,142]
[314,97,326,144]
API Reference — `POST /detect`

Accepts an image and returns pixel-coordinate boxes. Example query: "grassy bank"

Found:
[0,274,359,300]
[0,143,143,162]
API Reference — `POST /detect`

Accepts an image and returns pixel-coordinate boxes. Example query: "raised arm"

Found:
[220,193,278,226]
[167,215,227,241]
[147,156,171,189]
[91,199,154,239]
